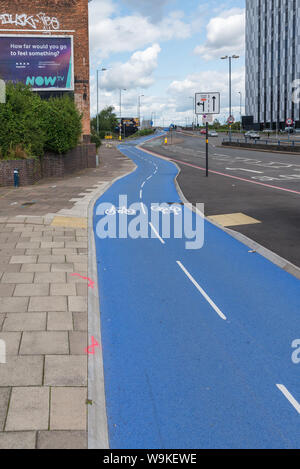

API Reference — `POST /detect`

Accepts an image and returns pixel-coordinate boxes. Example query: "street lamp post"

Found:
[119,88,127,140]
[138,94,144,129]
[221,55,239,141]
[238,91,242,133]
[96,68,107,135]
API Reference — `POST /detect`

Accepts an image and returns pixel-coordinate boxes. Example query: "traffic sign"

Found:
[286,118,293,126]
[195,92,220,115]
[227,115,235,124]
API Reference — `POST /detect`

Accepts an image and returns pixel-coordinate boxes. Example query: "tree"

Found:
[91,106,118,135]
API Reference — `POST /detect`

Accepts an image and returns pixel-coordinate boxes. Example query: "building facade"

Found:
[0,0,91,137]
[246,0,300,130]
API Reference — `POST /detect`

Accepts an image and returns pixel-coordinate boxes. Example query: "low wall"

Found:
[0,143,97,187]
[42,143,97,178]
[0,159,42,187]
[222,141,300,153]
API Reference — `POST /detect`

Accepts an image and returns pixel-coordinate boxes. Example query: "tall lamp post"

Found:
[119,88,127,140]
[96,68,107,135]
[238,91,242,133]
[221,55,239,141]
[138,94,144,129]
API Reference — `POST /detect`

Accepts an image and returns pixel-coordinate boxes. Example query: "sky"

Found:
[88,0,245,126]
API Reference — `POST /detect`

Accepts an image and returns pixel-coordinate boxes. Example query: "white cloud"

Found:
[88,2,246,126]
[168,68,245,117]
[89,1,190,58]
[91,67,245,126]
[101,44,161,91]
[194,8,245,60]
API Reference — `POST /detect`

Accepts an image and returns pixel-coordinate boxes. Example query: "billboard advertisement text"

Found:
[0,35,74,91]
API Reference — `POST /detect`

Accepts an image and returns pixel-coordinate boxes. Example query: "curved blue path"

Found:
[93,136,300,449]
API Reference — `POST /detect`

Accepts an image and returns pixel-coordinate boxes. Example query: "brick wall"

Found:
[0,0,91,137]
[0,159,42,186]
[0,144,96,186]
[42,143,97,179]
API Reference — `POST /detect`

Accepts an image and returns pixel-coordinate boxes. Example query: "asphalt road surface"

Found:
[142,133,300,267]
[93,136,300,449]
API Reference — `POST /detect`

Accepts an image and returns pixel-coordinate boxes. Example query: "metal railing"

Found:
[222,137,300,147]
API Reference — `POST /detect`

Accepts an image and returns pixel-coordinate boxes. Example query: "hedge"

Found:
[0,82,82,159]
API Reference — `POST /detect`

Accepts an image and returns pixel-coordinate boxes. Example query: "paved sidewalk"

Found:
[0,146,135,449]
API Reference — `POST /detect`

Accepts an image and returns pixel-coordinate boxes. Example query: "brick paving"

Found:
[0,146,135,449]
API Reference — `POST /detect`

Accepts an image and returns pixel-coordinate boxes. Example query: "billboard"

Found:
[0,35,74,91]
[116,118,139,137]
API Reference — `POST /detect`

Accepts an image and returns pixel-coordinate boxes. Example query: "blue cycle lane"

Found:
[93,135,300,449]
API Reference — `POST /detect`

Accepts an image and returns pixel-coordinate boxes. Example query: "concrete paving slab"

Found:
[37,430,87,449]
[0,297,29,313]
[3,313,47,331]
[50,387,87,430]
[47,312,73,331]
[6,387,49,431]
[29,296,67,312]
[14,284,49,297]
[0,431,36,449]
[0,356,43,386]
[20,331,69,355]
[44,355,87,386]
[0,332,21,355]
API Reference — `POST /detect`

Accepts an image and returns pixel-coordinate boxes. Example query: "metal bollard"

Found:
[13,169,19,188]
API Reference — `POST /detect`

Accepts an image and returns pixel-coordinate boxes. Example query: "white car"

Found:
[208,130,218,137]
[245,131,260,140]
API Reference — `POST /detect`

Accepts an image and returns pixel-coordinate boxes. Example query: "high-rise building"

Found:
[245,0,300,130]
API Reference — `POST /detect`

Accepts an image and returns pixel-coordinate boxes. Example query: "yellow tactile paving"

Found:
[51,216,87,229]
[207,213,261,227]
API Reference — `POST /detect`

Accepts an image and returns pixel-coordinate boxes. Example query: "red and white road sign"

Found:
[227,115,235,124]
[286,118,293,126]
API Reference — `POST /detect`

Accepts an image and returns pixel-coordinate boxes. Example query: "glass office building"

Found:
[245,0,300,130]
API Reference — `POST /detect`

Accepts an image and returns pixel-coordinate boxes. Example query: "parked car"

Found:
[208,130,218,137]
[245,131,260,140]
[200,129,207,135]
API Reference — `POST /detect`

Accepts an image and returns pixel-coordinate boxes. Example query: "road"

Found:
[143,132,300,267]
[93,136,300,449]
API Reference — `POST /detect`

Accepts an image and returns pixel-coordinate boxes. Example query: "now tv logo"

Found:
[26,76,59,87]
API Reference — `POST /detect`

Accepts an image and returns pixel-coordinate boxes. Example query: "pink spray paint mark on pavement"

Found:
[85,336,100,355]
[70,273,95,289]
